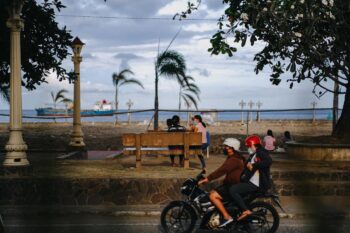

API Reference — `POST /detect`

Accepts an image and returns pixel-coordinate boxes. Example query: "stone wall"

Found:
[0,170,349,206]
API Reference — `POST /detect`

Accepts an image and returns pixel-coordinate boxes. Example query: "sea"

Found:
[0,109,339,123]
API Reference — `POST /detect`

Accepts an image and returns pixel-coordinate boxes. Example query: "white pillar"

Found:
[3,1,29,167]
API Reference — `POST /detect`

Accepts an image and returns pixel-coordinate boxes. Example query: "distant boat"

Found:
[35,100,114,117]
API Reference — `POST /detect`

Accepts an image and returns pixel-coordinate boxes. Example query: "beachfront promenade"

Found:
[0,120,349,232]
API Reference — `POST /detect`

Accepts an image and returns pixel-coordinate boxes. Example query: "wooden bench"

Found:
[122,132,202,168]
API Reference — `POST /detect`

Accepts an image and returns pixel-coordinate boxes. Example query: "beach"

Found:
[0,120,332,151]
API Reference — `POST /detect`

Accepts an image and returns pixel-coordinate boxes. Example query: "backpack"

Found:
[206,131,210,146]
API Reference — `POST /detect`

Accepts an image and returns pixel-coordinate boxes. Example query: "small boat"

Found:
[35,100,114,117]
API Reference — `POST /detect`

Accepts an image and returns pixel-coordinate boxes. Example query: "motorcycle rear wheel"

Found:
[160,201,197,233]
[244,201,280,233]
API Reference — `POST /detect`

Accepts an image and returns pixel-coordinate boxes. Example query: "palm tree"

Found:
[0,84,10,104]
[154,50,189,130]
[112,69,144,124]
[179,77,200,111]
[50,89,69,109]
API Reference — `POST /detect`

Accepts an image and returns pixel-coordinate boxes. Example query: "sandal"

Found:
[237,210,252,221]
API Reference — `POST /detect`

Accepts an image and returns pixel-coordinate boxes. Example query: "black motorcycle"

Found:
[160,172,283,233]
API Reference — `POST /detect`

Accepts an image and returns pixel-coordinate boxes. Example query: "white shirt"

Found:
[249,154,260,187]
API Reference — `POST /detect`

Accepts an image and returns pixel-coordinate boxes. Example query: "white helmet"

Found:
[223,138,240,151]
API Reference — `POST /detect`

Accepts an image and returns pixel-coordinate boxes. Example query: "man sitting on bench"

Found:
[168,115,186,167]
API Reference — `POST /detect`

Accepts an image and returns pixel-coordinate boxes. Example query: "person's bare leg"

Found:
[209,191,232,220]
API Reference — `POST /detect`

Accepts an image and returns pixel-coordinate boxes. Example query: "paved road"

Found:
[2,214,349,233]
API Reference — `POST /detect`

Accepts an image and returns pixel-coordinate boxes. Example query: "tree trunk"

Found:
[154,70,159,131]
[178,86,182,112]
[332,86,350,138]
[333,81,339,130]
[114,87,118,125]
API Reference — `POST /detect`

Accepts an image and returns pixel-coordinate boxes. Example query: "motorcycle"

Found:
[160,172,284,233]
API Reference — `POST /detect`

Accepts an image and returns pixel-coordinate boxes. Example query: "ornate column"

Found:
[69,37,85,148]
[3,0,29,167]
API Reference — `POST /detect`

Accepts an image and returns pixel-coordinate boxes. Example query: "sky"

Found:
[2,0,345,110]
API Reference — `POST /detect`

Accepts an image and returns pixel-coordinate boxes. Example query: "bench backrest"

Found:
[123,132,202,147]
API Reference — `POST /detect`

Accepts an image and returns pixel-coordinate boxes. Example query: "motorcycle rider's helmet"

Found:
[223,138,240,151]
[245,135,261,147]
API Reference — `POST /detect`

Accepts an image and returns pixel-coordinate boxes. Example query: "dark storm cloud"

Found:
[57,0,216,48]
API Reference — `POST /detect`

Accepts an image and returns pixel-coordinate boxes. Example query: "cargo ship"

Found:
[35,100,114,117]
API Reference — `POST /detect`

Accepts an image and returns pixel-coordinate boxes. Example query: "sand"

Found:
[0,120,332,151]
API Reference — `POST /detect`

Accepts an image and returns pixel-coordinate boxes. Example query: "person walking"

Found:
[192,115,208,172]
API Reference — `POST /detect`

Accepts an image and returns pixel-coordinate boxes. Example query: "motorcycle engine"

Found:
[207,212,221,229]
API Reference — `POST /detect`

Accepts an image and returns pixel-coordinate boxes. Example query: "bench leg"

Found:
[184,159,189,169]
[136,159,142,169]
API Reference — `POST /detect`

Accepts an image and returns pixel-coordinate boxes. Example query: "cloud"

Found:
[189,67,211,77]
[113,53,144,60]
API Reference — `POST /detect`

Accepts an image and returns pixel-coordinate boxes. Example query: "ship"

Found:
[35,100,114,117]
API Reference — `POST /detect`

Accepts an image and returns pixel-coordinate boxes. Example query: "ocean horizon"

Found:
[0,109,338,123]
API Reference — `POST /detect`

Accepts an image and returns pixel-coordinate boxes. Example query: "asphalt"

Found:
[1,215,350,233]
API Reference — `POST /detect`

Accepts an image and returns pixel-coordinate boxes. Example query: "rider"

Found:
[229,135,272,221]
[198,138,245,227]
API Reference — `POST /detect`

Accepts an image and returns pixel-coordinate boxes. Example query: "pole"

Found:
[69,37,85,148]
[311,101,317,123]
[4,0,29,167]
[248,100,255,123]
[256,101,262,122]
[127,99,133,125]
[239,100,246,123]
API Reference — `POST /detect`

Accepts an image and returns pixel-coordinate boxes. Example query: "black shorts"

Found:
[215,184,232,201]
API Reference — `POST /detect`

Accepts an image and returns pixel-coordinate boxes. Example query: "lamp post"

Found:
[239,100,246,123]
[256,101,262,122]
[126,99,133,125]
[3,0,29,167]
[311,101,317,123]
[248,100,255,123]
[69,37,85,149]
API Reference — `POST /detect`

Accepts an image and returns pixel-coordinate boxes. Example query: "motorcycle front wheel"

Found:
[160,201,197,233]
[243,201,279,233]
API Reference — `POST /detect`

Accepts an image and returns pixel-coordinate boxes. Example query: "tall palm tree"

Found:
[112,69,144,124]
[50,89,69,109]
[154,50,189,130]
[179,77,200,111]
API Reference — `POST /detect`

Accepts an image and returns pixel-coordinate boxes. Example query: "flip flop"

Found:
[237,210,252,221]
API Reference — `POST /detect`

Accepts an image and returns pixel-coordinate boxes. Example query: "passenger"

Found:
[263,129,276,151]
[198,138,244,228]
[163,118,173,131]
[281,131,293,149]
[229,135,272,221]
[168,115,186,166]
[192,115,208,172]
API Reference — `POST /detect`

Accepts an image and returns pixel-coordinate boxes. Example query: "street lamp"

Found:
[126,99,134,125]
[3,0,29,168]
[69,37,85,149]
[248,100,255,123]
[239,100,246,123]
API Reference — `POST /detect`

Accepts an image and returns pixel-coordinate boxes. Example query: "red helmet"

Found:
[245,135,261,147]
